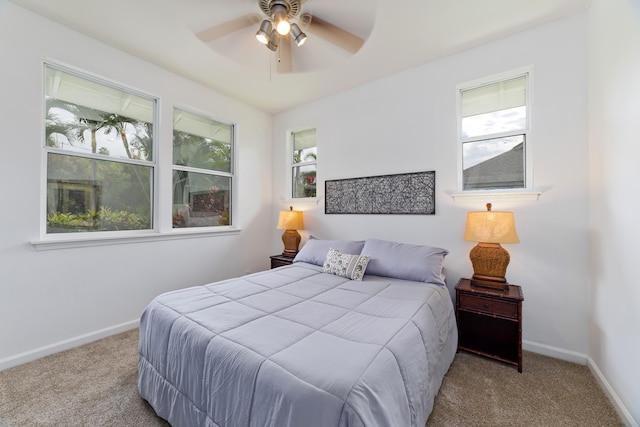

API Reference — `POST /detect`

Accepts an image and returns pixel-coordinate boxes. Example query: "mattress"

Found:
[138,262,457,426]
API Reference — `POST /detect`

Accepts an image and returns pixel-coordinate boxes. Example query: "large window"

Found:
[44,64,156,234]
[290,128,317,198]
[172,108,233,228]
[457,68,531,191]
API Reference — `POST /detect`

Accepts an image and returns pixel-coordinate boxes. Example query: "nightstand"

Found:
[269,254,295,269]
[455,278,524,372]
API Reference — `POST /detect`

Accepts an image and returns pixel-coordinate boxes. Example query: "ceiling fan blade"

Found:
[277,35,292,74]
[306,16,364,54]
[196,14,259,43]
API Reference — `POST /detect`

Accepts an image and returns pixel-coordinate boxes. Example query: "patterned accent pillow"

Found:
[323,248,371,281]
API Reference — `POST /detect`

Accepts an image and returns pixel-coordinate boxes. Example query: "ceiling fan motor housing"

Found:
[259,0,301,19]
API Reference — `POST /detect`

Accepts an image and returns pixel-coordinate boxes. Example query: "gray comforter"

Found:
[138,262,457,426]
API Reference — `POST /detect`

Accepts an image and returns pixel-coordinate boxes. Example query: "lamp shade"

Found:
[464,210,519,244]
[277,208,304,230]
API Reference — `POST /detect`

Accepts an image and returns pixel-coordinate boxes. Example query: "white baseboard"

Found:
[523,340,588,365]
[587,357,639,427]
[0,319,139,372]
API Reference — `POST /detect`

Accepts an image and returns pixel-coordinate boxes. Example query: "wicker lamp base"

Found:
[281,229,301,257]
[469,242,510,290]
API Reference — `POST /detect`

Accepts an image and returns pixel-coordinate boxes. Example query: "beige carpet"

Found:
[0,330,166,427]
[427,350,623,426]
[0,329,623,426]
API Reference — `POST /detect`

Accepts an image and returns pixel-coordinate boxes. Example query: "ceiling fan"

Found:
[195,0,365,74]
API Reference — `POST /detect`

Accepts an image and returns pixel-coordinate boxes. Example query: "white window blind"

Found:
[461,76,526,119]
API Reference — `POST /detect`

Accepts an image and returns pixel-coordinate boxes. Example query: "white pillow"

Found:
[323,248,370,281]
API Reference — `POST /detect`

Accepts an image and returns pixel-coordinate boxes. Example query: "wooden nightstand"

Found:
[455,278,524,372]
[270,254,295,269]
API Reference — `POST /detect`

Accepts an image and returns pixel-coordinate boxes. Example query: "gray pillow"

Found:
[360,239,448,285]
[293,237,365,266]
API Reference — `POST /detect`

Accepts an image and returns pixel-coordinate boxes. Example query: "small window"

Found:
[44,64,156,234]
[290,128,317,198]
[172,108,233,228]
[457,68,531,191]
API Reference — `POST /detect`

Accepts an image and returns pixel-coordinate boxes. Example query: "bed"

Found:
[138,238,458,426]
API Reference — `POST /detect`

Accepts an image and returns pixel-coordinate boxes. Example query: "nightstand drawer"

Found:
[459,294,517,318]
[270,254,295,269]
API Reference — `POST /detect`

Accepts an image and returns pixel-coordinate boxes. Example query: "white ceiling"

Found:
[10,0,590,113]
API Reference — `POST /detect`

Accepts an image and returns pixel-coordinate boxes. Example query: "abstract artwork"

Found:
[325,171,436,215]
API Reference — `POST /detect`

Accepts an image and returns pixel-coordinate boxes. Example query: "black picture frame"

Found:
[325,171,436,215]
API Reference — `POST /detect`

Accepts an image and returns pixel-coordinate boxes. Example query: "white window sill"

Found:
[449,190,542,204]
[31,227,241,251]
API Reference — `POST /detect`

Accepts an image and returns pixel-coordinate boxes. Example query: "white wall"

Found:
[0,1,273,368]
[273,15,590,360]
[588,0,640,425]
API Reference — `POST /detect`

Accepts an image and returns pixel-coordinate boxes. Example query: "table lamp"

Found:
[464,203,519,290]
[277,206,304,257]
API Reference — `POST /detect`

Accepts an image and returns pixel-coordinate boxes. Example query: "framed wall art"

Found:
[325,171,436,215]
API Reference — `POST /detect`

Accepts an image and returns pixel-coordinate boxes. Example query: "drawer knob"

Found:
[484,303,489,308]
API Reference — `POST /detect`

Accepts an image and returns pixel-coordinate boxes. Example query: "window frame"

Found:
[34,61,242,251]
[454,66,537,201]
[286,126,318,201]
[171,105,237,231]
[40,61,160,241]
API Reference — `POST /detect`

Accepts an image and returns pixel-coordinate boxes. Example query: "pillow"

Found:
[360,239,448,285]
[293,237,365,266]
[323,248,370,281]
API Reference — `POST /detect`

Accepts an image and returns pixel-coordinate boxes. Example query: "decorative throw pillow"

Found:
[323,248,371,281]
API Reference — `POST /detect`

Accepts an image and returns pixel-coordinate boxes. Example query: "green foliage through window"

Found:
[44,64,156,234]
[291,128,317,198]
[172,108,233,228]
[47,207,149,232]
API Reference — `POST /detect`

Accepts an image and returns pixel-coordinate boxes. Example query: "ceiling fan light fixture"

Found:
[290,23,307,47]
[267,30,280,51]
[272,3,291,35]
[255,20,272,45]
